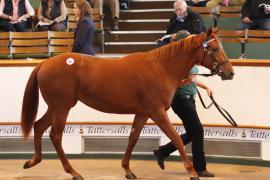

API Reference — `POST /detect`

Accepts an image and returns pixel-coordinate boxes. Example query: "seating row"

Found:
[0,7,104,59]
[67,8,104,32]
[218,29,270,59]
[1,29,269,59]
[190,6,241,29]
[0,31,74,59]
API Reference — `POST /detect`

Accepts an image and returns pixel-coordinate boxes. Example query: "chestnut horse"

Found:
[21,28,234,180]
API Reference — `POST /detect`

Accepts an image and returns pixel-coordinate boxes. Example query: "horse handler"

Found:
[153,28,215,177]
[153,64,215,177]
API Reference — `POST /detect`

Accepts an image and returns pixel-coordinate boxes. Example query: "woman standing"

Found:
[72,0,95,55]
[35,0,67,31]
[0,0,35,32]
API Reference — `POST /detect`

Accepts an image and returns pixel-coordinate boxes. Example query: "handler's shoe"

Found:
[197,170,215,177]
[153,149,165,170]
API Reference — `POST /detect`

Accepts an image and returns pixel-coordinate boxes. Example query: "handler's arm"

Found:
[177,74,196,87]
[196,81,213,97]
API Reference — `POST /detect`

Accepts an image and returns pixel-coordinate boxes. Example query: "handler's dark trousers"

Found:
[158,94,206,172]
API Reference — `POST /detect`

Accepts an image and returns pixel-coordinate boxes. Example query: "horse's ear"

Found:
[207,28,212,37]
[207,27,219,36]
[212,27,219,34]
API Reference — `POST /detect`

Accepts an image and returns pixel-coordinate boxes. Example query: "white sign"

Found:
[1,125,270,142]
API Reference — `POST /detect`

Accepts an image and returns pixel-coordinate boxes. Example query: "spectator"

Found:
[35,0,67,31]
[238,0,270,30]
[72,0,95,55]
[0,0,35,32]
[186,0,244,8]
[206,0,244,7]
[91,0,120,30]
[186,0,208,7]
[221,0,245,6]
[158,0,206,46]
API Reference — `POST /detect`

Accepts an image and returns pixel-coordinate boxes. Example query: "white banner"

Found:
[1,124,270,142]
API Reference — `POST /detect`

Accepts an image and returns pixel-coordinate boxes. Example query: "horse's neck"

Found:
[156,35,203,87]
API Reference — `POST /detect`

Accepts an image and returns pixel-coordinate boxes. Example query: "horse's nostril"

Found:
[228,71,235,80]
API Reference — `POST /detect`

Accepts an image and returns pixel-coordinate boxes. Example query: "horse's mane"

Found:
[145,32,206,62]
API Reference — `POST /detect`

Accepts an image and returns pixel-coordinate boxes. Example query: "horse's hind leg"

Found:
[122,114,148,179]
[50,108,83,180]
[150,109,199,180]
[23,109,51,169]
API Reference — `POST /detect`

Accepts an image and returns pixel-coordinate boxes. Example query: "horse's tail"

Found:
[21,62,43,139]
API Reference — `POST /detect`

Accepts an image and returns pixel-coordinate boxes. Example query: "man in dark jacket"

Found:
[158,0,206,46]
[239,0,270,30]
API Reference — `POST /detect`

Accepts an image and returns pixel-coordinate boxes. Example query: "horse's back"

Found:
[35,53,147,113]
[37,52,147,86]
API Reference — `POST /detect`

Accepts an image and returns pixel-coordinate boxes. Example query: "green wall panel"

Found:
[222,42,270,59]
[222,42,242,59]
[245,43,270,59]
[217,17,242,30]
[30,0,40,8]
[202,17,214,29]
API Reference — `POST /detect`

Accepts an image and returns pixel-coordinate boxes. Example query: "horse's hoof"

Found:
[23,161,30,169]
[190,177,200,180]
[73,175,84,180]
[125,173,137,179]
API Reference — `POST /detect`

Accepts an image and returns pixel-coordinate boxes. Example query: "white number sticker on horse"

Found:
[66,58,75,65]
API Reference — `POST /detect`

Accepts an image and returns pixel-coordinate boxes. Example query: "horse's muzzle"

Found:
[221,70,234,80]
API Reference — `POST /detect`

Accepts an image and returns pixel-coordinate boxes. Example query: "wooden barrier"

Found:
[190,5,242,27]
[190,6,216,17]
[218,29,246,42]
[10,31,50,59]
[219,5,241,18]
[49,31,74,54]
[0,29,269,59]
[246,30,270,43]
[217,30,270,59]
[0,32,10,58]
[65,0,74,8]
[0,31,74,59]
[67,8,103,31]
[191,5,242,17]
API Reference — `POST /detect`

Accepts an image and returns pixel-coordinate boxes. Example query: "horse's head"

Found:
[199,27,234,80]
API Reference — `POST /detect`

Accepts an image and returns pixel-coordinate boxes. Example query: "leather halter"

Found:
[199,38,230,77]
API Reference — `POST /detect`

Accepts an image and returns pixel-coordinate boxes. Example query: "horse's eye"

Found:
[212,48,218,52]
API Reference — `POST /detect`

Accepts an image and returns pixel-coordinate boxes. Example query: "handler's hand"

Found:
[206,87,213,97]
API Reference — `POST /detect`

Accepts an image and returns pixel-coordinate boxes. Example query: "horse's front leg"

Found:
[122,114,148,179]
[150,108,199,180]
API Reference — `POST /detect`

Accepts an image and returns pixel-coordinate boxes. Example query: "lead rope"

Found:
[196,87,238,127]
